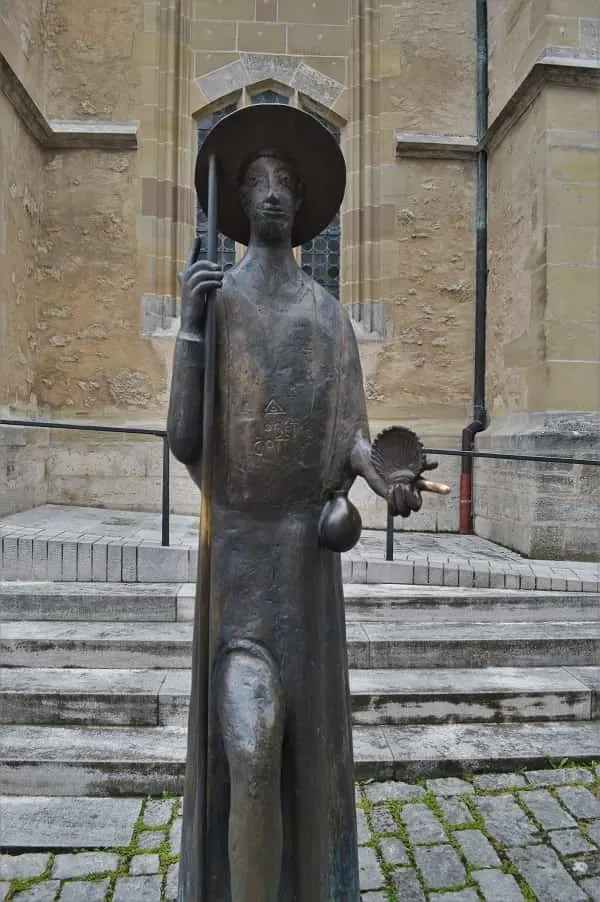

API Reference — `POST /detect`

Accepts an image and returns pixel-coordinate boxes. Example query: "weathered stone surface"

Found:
[400,803,447,845]
[379,836,409,866]
[390,867,426,901]
[425,777,473,796]
[364,781,424,803]
[509,846,588,901]
[549,829,595,856]
[53,852,119,879]
[59,879,110,901]
[358,846,385,891]
[473,869,525,902]
[473,773,526,790]
[370,804,397,835]
[413,844,466,890]
[112,875,162,902]
[143,798,174,827]
[429,891,479,902]
[438,797,473,825]
[519,789,577,830]
[130,853,160,876]
[137,830,165,850]
[165,862,179,901]
[556,786,600,820]
[474,795,540,847]
[0,853,49,879]
[454,830,501,869]
[0,797,141,848]
[525,767,595,787]
[10,884,60,901]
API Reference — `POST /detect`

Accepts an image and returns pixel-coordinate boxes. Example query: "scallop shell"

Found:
[371,426,425,483]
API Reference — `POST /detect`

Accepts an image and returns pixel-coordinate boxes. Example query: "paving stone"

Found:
[0,853,49,879]
[0,797,141,848]
[438,797,473,826]
[12,884,60,901]
[429,891,479,902]
[556,786,600,820]
[0,883,8,902]
[425,777,473,796]
[357,807,371,844]
[143,799,174,827]
[589,822,600,846]
[364,781,424,803]
[130,853,160,875]
[473,773,526,791]
[413,844,466,890]
[53,852,119,879]
[370,805,397,835]
[582,876,600,901]
[58,878,110,901]
[358,846,385,891]
[525,767,594,787]
[390,867,426,901]
[473,868,525,902]
[401,803,447,844]
[137,830,165,850]
[549,828,595,856]
[165,862,179,901]
[361,895,388,902]
[474,794,540,847]
[508,845,587,901]
[519,788,577,830]
[454,829,501,869]
[168,817,182,856]
[379,836,409,866]
[112,875,162,901]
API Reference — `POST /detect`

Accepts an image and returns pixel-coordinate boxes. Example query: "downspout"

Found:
[459,0,489,533]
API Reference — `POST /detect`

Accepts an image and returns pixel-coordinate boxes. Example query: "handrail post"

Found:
[162,433,170,547]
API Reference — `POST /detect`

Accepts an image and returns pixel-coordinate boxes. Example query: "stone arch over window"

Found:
[193,60,346,298]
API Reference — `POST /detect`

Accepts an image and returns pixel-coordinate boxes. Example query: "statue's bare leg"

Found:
[218,646,283,902]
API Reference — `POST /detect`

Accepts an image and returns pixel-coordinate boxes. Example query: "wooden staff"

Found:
[188,152,218,901]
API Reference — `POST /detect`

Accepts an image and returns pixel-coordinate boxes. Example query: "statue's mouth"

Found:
[261,205,286,217]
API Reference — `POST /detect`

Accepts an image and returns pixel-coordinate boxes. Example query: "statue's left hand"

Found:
[388,480,423,518]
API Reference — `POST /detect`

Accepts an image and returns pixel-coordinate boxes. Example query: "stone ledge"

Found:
[395,133,478,161]
[0,52,138,151]
[394,55,600,160]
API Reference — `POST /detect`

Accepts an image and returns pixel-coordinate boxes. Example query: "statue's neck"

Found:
[238,241,301,293]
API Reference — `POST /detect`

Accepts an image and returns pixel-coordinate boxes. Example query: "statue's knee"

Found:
[218,648,282,777]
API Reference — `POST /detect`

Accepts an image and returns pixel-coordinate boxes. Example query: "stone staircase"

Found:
[1,579,599,795]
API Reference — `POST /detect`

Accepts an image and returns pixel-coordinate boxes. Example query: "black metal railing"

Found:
[0,418,171,547]
[2,419,599,559]
[385,446,600,560]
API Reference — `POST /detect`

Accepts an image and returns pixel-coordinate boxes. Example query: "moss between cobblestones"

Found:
[4,769,599,902]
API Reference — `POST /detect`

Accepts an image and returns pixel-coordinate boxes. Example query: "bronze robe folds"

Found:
[173,270,367,902]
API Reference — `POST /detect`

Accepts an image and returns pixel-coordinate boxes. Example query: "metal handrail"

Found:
[2,417,599,558]
[0,417,171,547]
[385,445,600,561]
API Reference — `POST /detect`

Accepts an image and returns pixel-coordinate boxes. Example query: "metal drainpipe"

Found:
[459,0,489,534]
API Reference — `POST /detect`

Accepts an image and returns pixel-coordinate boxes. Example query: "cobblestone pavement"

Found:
[1,764,599,901]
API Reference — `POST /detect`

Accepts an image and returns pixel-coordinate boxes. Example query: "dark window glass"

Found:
[196,105,237,270]
[300,105,341,298]
[250,90,289,104]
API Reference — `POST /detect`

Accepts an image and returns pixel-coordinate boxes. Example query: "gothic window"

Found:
[196,104,237,270]
[299,106,341,299]
[250,89,289,105]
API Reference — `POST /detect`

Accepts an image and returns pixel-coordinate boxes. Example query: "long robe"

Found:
[173,268,368,902]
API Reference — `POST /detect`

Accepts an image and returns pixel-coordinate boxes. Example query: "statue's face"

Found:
[240,154,302,244]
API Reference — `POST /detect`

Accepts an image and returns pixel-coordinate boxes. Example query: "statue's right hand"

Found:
[178,260,224,332]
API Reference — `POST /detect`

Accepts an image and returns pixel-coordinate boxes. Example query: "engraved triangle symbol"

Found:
[264,399,286,416]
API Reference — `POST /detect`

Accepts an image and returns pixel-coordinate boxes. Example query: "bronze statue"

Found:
[167,104,446,902]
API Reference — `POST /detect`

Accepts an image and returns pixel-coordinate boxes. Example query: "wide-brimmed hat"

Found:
[195,104,346,247]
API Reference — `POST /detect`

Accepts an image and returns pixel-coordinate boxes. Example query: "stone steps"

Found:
[2,722,599,795]
[4,582,599,623]
[3,619,600,669]
[1,666,598,727]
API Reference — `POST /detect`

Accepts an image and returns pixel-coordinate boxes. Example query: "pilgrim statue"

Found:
[167,104,446,902]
